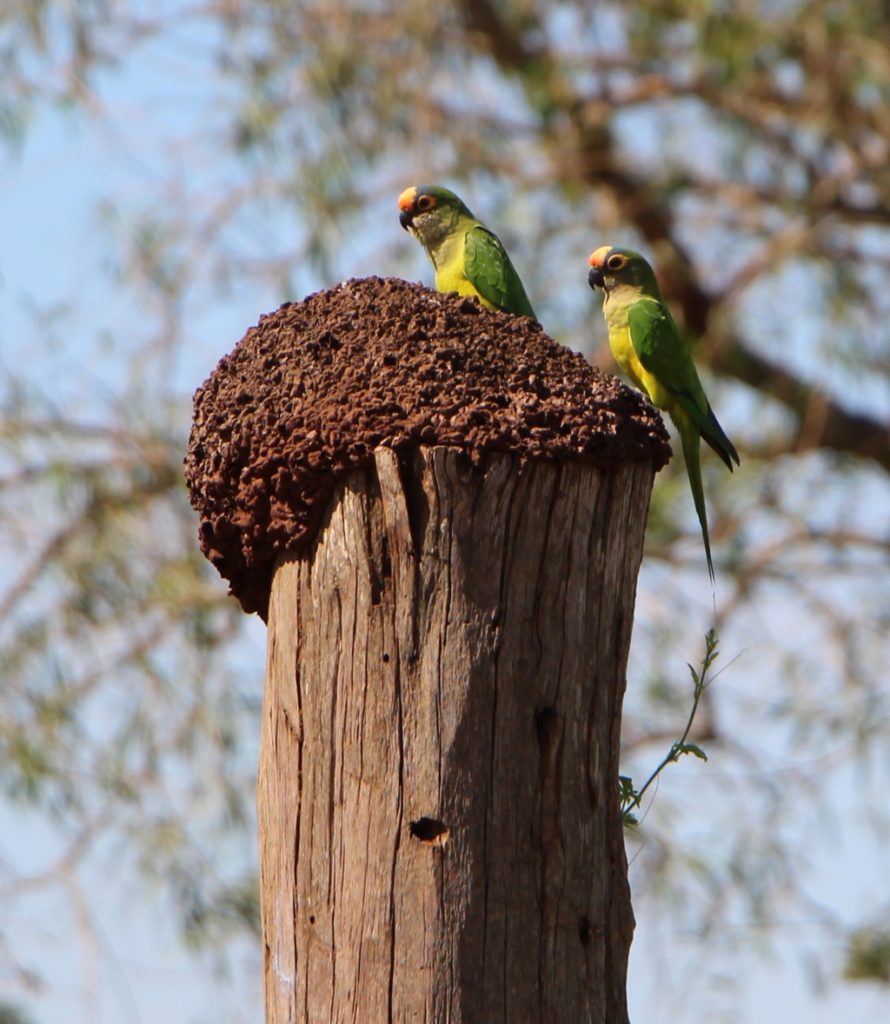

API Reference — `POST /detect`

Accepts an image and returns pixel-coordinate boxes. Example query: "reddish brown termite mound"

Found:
[185,276,669,616]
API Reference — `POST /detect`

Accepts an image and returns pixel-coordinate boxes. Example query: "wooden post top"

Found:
[185,277,670,617]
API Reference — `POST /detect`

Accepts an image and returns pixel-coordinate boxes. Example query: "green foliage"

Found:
[182,875,262,949]
[621,629,718,825]
[844,927,890,985]
[0,1004,35,1024]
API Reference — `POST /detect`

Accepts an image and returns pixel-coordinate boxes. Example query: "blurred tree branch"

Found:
[456,0,890,469]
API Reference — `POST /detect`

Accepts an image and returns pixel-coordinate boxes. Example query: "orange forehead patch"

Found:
[587,245,613,268]
[398,186,418,211]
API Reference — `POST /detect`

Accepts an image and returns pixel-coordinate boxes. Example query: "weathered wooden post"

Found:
[186,277,670,1023]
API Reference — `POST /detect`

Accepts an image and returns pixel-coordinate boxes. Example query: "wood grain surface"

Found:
[258,446,651,1023]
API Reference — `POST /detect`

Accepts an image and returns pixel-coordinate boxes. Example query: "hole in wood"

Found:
[309,915,316,925]
[579,914,591,946]
[409,817,449,845]
[382,652,390,663]
[534,705,559,751]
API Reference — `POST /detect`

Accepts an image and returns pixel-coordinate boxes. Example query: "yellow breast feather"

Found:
[433,232,495,309]
[607,323,669,409]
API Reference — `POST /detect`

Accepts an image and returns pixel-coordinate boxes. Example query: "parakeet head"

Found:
[587,246,659,297]
[398,185,475,251]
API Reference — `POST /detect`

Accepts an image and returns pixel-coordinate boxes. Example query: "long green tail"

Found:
[675,411,715,583]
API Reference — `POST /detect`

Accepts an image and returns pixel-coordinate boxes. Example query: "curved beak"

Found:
[399,209,414,231]
[588,266,605,290]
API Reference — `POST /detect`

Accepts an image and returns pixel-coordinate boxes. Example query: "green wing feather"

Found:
[627,295,742,581]
[464,225,536,320]
[627,298,739,470]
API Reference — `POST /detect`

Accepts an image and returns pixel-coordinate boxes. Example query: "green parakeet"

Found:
[587,245,739,580]
[398,184,536,319]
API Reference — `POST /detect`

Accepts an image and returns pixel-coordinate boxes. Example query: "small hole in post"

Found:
[409,817,449,845]
[579,915,591,946]
[309,915,316,925]
[382,652,390,663]
[534,706,558,751]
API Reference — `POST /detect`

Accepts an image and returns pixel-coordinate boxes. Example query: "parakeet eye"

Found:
[606,253,627,271]
[416,194,436,212]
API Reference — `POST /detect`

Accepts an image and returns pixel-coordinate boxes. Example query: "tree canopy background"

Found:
[1,1,888,1021]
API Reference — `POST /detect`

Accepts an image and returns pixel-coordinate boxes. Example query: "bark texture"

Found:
[258,446,648,1023]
